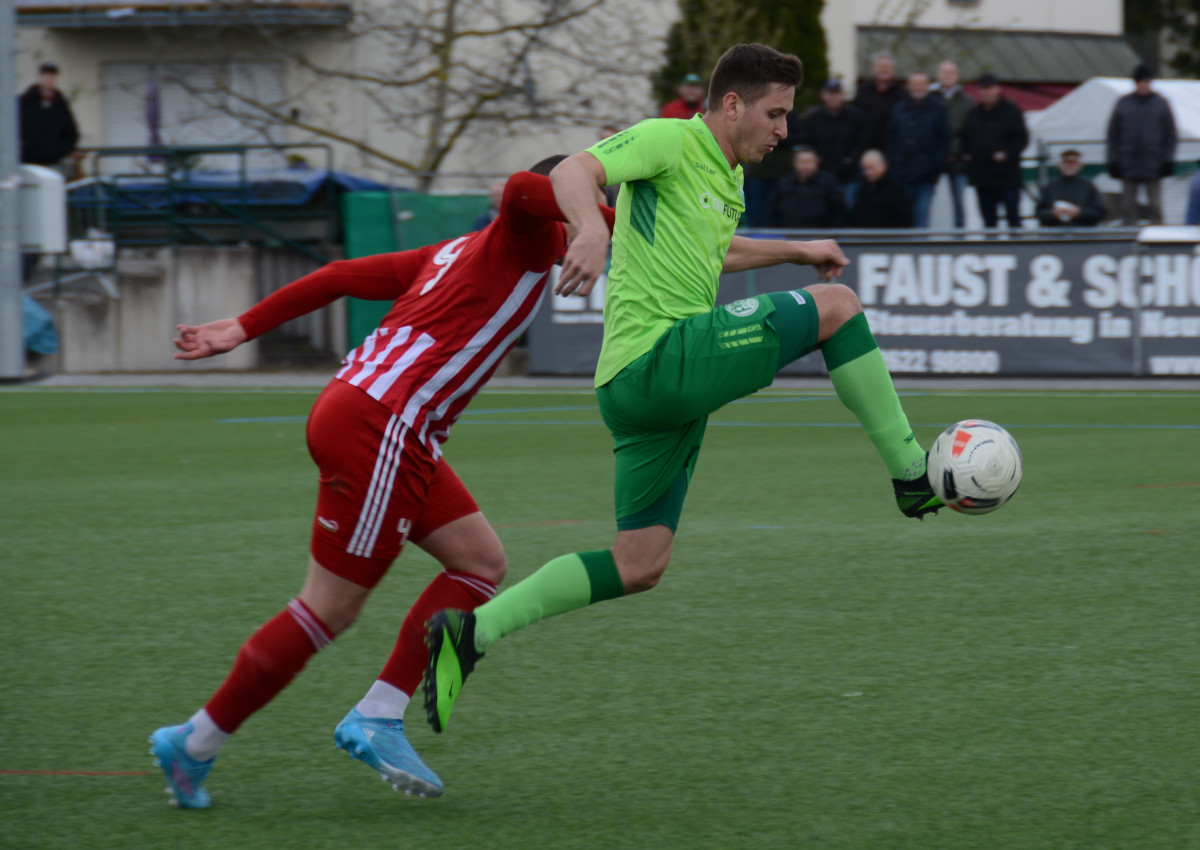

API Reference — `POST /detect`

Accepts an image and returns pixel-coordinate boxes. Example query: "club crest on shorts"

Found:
[724,298,760,317]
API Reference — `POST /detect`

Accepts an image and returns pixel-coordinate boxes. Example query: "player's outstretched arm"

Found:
[502,171,615,236]
[174,318,248,360]
[723,235,850,281]
[173,253,430,363]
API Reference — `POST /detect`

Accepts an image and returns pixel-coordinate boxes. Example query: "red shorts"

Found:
[305,380,479,588]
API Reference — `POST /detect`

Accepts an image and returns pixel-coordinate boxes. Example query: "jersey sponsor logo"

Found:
[699,191,744,222]
[317,517,340,533]
[788,290,807,306]
[724,297,760,317]
[691,159,718,175]
[596,133,634,153]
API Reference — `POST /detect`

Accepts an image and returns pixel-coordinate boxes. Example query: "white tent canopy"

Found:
[1026,77,1200,165]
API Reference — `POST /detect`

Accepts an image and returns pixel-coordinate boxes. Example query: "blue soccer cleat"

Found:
[148,723,215,809]
[334,708,443,798]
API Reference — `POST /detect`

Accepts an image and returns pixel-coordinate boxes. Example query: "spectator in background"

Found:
[961,73,1028,229]
[800,79,867,210]
[1037,149,1107,227]
[472,180,506,231]
[854,52,905,153]
[769,146,845,229]
[741,109,804,227]
[660,73,707,119]
[18,62,79,169]
[931,60,974,228]
[1107,63,1176,225]
[851,150,912,228]
[885,70,950,228]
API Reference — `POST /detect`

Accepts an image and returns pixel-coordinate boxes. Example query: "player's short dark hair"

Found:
[707,43,804,112]
[528,155,568,176]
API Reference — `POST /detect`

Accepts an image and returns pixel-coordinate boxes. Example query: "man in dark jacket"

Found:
[851,150,912,228]
[800,79,867,210]
[932,60,975,228]
[854,52,906,153]
[769,147,845,229]
[19,63,79,167]
[961,73,1028,229]
[1107,63,1177,225]
[885,70,950,228]
[1037,149,1107,227]
[741,110,804,227]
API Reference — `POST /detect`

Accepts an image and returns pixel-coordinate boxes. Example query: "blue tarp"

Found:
[23,294,59,355]
[70,168,392,209]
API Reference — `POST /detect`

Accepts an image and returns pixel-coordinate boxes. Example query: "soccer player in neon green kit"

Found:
[424,43,941,734]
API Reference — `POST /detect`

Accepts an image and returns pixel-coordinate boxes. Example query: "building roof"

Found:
[857,27,1144,84]
[15,0,351,28]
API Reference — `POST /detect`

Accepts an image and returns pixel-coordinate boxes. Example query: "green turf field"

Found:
[2,385,1198,849]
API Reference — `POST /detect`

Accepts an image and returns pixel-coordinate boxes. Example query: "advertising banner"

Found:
[527,237,1200,377]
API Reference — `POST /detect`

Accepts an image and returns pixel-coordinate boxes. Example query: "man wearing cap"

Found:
[18,62,80,168]
[660,73,708,120]
[1036,149,1107,227]
[961,72,1028,229]
[1107,63,1176,225]
[800,79,867,209]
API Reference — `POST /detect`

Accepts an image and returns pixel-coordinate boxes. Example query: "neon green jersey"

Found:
[587,115,744,387]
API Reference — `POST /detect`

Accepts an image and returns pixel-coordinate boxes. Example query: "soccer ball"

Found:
[927,420,1023,515]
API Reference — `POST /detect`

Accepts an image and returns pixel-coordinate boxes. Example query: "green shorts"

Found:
[596,290,820,532]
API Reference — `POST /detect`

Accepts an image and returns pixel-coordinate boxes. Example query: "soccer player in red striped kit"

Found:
[149,156,614,808]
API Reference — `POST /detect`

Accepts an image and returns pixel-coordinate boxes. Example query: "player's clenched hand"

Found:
[174,318,248,360]
[799,239,850,282]
[555,226,609,297]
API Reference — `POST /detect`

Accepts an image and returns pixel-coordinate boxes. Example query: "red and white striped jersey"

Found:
[334,222,564,456]
[237,171,606,458]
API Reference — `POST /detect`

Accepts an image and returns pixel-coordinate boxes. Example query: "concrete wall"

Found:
[48,247,260,372]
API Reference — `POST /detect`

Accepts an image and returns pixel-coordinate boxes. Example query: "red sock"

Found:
[378,570,497,696]
[205,599,333,733]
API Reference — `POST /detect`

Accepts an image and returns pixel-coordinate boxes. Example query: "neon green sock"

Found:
[823,313,926,481]
[472,550,624,652]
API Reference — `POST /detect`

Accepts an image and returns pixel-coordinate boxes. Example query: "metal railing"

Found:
[68,143,339,264]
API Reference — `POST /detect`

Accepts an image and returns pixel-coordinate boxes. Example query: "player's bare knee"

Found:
[808,282,862,339]
[613,545,672,594]
[311,596,363,636]
[469,549,508,584]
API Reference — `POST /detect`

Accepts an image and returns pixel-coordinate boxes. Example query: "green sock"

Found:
[472,550,624,652]
[822,313,926,481]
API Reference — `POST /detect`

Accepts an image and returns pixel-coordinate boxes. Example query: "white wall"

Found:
[824,0,1125,85]
[856,0,1121,34]
[15,0,672,192]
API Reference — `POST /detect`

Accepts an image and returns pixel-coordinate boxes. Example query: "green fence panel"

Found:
[340,191,491,349]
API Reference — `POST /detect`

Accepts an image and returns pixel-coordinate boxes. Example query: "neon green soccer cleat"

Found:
[892,470,943,519]
[423,610,482,734]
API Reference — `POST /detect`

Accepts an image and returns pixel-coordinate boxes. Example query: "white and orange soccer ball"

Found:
[927,420,1023,515]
